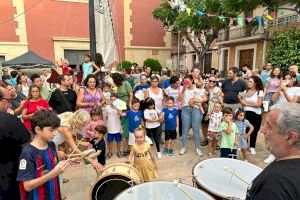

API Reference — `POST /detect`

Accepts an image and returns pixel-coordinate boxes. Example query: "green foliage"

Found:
[143,58,162,73]
[266,29,300,72]
[117,60,132,71]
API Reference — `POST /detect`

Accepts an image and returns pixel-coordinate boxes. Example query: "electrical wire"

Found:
[0,0,44,25]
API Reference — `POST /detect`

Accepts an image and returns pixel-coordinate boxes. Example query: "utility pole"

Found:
[89,0,96,59]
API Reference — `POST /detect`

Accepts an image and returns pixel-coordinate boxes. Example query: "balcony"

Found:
[270,13,300,27]
[217,26,266,45]
[171,45,186,54]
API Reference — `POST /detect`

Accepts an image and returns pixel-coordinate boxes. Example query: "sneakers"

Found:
[163,148,168,155]
[196,148,203,156]
[157,152,162,160]
[168,149,174,156]
[179,148,186,155]
[250,148,256,155]
[264,154,275,164]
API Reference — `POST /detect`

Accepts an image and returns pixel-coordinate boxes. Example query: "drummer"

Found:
[246,103,300,199]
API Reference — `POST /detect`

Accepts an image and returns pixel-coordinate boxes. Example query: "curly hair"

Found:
[63,109,91,135]
[31,110,60,135]
[84,74,99,88]
[249,75,264,91]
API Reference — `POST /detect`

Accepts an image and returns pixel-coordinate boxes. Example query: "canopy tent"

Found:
[2,50,53,68]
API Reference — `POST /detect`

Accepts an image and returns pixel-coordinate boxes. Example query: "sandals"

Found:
[117,152,123,158]
[107,153,113,158]
[201,139,208,146]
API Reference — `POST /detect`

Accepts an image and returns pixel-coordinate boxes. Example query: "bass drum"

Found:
[90,163,143,200]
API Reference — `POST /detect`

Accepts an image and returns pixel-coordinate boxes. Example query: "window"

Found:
[0,56,5,65]
[64,50,89,69]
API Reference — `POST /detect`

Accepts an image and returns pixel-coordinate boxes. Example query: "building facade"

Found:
[0,0,171,68]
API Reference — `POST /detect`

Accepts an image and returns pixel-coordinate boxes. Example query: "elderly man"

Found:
[0,87,30,200]
[246,103,300,200]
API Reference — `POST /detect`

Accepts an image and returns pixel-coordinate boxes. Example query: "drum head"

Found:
[192,158,262,199]
[91,175,132,200]
[115,181,215,200]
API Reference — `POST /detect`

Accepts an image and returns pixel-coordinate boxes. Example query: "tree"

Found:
[152,0,238,71]
[222,0,300,14]
[117,60,132,71]
[266,29,300,72]
[143,58,162,74]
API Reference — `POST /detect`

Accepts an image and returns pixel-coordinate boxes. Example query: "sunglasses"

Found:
[208,80,216,83]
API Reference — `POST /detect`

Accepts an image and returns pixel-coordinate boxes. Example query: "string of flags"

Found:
[167,0,280,28]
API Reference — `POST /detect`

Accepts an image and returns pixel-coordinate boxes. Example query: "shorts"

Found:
[207,131,221,141]
[220,148,237,159]
[238,135,248,149]
[107,133,122,142]
[128,132,135,145]
[165,130,177,140]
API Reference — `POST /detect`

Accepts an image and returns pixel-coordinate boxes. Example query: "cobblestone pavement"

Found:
[63,132,269,200]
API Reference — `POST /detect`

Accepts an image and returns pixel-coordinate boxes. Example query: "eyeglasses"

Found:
[0,97,11,103]
[208,80,216,83]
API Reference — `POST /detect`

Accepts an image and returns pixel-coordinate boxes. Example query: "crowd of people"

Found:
[1,56,300,199]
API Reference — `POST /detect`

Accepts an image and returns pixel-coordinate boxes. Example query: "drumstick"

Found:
[224,166,250,186]
[173,180,195,200]
[67,138,84,161]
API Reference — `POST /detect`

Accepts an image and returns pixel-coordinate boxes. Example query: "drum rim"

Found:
[94,178,132,200]
[114,180,215,200]
[192,158,262,199]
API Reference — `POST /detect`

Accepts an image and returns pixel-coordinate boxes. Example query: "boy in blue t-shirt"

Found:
[162,96,179,156]
[121,98,143,146]
[17,110,67,200]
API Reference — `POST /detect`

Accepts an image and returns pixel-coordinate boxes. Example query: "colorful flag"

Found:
[196,11,205,16]
[237,17,244,26]
[257,16,262,25]
[186,7,191,16]
[266,15,273,20]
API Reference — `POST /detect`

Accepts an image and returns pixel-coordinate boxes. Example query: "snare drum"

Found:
[90,163,143,200]
[115,181,215,200]
[192,158,262,200]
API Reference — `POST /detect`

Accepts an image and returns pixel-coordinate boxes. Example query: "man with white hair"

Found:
[246,103,300,200]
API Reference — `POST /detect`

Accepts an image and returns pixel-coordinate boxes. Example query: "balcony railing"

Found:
[171,45,186,54]
[217,26,266,42]
[270,13,300,27]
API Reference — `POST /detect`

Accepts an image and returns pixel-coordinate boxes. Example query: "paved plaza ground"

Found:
[63,132,269,200]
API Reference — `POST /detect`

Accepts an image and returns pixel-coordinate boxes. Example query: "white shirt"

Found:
[165,86,183,108]
[105,105,121,134]
[243,90,264,115]
[277,87,300,104]
[182,86,206,107]
[144,108,161,129]
[52,112,72,145]
[148,88,164,112]
[208,111,223,132]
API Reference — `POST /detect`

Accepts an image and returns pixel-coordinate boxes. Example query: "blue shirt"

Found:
[134,84,150,92]
[126,109,143,133]
[234,119,250,135]
[163,107,178,130]
[161,79,170,89]
[260,70,271,87]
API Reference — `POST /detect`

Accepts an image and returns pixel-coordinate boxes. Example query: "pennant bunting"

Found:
[218,16,225,20]
[186,7,191,16]
[196,11,205,16]
[207,13,215,17]
[228,18,234,27]
[246,17,252,23]
[266,15,273,20]
[237,17,244,26]
[257,16,262,26]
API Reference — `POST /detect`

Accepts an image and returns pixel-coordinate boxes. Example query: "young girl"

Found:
[143,97,163,159]
[207,102,223,157]
[126,127,157,181]
[82,108,104,141]
[21,85,50,131]
[102,82,112,104]
[234,110,254,161]
[105,93,123,158]
[264,67,282,106]
[82,54,100,82]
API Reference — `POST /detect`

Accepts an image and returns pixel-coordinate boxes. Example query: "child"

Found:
[80,125,107,169]
[17,110,67,199]
[143,97,163,159]
[162,96,179,156]
[120,98,143,147]
[264,67,282,106]
[126,127,157,181]
[83,108,103,141]
[234,110,254,161]
[102,82,111,104]
[105,93,122,158]
[194,81,205,113]
[207,102,223,157]
[218,107,239,158]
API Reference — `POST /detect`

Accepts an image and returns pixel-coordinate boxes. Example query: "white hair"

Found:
[270,103,300,148]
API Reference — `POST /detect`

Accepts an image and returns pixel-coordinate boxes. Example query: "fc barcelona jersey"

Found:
[17,142,61,200]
